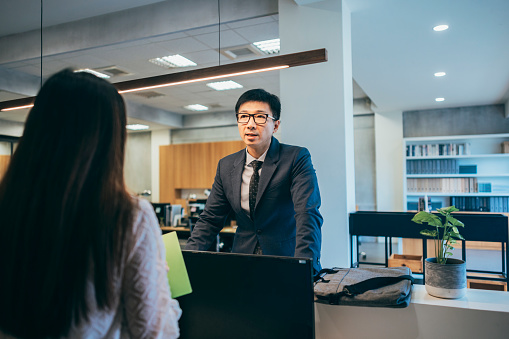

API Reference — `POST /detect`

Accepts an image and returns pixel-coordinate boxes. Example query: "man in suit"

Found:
[185,89,323,272]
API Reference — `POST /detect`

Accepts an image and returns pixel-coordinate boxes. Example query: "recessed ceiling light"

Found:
[184,104,209,111]
[74,69,110,79]
[206,80,244,91]
[149,54,197,68]
[434,72,446,77]
[433,25,449,32]
[435,97,445,102]
[126,124,149,130]
[253,38,280,54]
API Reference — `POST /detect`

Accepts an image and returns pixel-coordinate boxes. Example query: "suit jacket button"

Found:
[256,229,262,234]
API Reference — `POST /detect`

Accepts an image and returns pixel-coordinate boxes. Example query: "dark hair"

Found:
[235,88,281,120]
[0,69,134,338]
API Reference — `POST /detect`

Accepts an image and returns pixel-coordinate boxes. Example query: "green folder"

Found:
[162,231,192,298]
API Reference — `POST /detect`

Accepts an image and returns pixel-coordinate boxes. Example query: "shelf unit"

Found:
[403,133,509,212]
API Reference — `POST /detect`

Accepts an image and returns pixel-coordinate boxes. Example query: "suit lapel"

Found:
[255,137,280,208]
[231,149,246,212]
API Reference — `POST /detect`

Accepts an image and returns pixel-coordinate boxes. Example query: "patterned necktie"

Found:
[249,160,263,219]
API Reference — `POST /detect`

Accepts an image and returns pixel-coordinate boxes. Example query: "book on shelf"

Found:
[450,196,509,212]
[406,159,459,174]
[407,177,478,193]
[406,142,471,157]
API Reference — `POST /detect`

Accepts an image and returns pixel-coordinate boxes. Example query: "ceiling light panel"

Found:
[435,97,445,102]
[206,80,243,91]
[184,104,209,111]
[74,68,111,79]
[126,124,149,130]
[253,38,280,54]
[434,72,446,77]
[149,54,197,68]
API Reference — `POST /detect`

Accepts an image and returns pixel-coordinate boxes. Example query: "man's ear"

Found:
[273,120,281,133]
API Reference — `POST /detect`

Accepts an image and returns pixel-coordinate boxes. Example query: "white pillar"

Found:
[374,110,404,211]
[151,129,171,203]
[279,0,354,268]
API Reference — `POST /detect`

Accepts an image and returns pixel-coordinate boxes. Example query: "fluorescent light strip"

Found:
[435,97,445,102]
[1,104,34,112]
[434,72,446,77]
[3,66,287,110]
[118,65,289,94]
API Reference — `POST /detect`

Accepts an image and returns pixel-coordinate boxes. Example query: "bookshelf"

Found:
[403,133,509,212]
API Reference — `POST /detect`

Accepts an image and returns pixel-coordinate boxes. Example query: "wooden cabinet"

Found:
[0,155,10,181]
[159,140,245,203]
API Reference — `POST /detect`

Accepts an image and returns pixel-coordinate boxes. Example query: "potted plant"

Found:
[412,206,467,299]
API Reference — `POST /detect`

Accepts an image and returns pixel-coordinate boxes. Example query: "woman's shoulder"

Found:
[130,197,160,237]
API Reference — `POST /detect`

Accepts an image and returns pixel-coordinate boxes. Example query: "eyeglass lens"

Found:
[237,114,268,124]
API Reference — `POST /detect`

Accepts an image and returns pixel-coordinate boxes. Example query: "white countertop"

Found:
[411,285,509,313]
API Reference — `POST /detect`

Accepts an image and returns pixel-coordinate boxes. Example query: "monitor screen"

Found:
[151,203,171,226]
[177,251,315,339]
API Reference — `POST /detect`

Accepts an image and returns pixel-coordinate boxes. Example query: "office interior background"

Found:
[1,0,508,269]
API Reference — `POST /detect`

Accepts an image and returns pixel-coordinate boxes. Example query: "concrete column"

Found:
[151,129,171,203]
[374,110,404,211]
[279,0,354,268]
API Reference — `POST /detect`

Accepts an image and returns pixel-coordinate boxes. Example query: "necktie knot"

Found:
[251,160,263,172]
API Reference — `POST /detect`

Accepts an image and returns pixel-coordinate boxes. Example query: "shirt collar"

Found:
[245,147,268,165]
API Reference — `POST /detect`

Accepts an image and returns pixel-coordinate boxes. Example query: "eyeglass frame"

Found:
[236,113,277,125]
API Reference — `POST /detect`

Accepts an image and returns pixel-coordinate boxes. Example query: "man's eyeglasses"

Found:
[236,113,276,125]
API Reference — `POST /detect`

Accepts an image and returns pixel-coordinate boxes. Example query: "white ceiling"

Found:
[0,0,508,131]
[349,0,509,112]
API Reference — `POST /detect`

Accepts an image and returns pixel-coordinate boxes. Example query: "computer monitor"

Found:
[177,251,315,339]
[151,203,171,226]
[170,204,182,226]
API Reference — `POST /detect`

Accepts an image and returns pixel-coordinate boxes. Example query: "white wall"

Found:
[279,0,354,268]
[353,114,376,210]
[125,131,152,197]
[150,129,171,203]
[374,110,404,211]
[0,119,24,137]
[0,142,11,155]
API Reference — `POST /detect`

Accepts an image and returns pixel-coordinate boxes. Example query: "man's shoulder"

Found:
[278,141,309,157]
[219,148,245,164]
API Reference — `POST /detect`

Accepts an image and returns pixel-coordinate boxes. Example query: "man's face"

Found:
[237,101,280,155]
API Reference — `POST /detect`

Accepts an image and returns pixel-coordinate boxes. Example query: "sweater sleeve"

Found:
[122,199,182,339]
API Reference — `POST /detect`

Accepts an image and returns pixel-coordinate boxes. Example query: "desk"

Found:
[315,285,509,339]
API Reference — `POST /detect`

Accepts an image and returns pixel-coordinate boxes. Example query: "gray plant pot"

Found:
[425,258,466,299]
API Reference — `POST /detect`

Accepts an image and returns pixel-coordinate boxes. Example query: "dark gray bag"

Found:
[314,267,414,308]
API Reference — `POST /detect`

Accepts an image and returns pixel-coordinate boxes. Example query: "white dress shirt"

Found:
[240,148,268,214]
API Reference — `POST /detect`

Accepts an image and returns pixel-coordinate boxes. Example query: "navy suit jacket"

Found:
[185,137,323,271]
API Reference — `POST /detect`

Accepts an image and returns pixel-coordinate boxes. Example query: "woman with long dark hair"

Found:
[0,69,181,338]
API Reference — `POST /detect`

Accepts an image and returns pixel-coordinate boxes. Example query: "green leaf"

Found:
[449,239,457,244]
[420,229,438,237]
[439,206,459,214]
[449,217,464,227]
[445,252,454,257]
[412,211,443,227]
